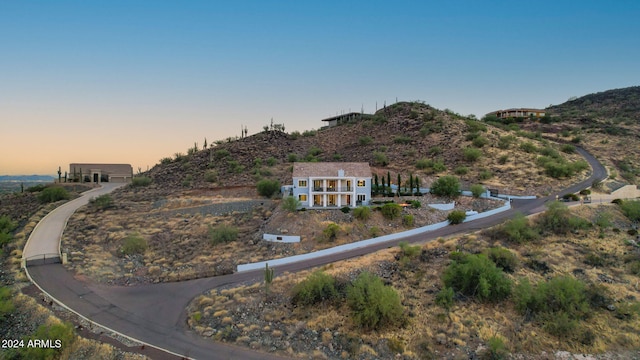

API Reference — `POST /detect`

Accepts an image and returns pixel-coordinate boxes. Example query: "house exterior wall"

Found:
[69,163,133,183]
[291,162,372,208]
[490,108,546,119]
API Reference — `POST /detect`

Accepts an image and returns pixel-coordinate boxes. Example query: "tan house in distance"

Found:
[487,108,546,120]
[69,163,133,183]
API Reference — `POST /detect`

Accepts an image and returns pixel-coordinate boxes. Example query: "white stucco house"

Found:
[291,162,372,208]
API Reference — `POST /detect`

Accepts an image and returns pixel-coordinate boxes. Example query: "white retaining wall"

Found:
[238,199,512,272]
[263,234,301,243]
[427,202,455,211]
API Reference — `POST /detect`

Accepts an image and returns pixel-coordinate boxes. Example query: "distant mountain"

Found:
[0,175,55,182]
[546,86,640,124]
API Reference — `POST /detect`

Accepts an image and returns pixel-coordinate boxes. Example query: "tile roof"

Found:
[292,162,371,178]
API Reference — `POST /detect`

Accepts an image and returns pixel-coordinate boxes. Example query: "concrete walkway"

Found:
[22,146,608,360]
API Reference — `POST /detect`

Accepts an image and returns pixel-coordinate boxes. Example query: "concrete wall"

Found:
[611,185,640,199]
[263,234,301,243]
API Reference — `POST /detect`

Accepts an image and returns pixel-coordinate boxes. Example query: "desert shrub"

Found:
[358,136,373,145]
[470,184,485,198]
[410,200,421,208]
[291,271,339,306]
[497,213,539,244]
[454,166,469,175]
[398,241,420,258]
[120,235,147,255]
[302,129,317,137]
[381,203,402,220]
[369,226,381,238]
[0,216,18,246]
[485,247,519,273]
[353,206,371,221]
[89,194,113,209]
[484,336,508,360]
[498,154,509,164]
[347,272,404,330]
[463,147,482,162]
[435,287,454,311]
[0,286,15,321]
[472,136,489,148]
[539,146,561,159]
[131,176,152,187]
[373,151,389,167]
[281,196,300,212]
[561,144,576,153]
[323,223,341,241]
[614,301,640,320]
[520,141,538,153]
[256,179,281,197]
[415,158,432,170]
[429,145,443,155]
[465,119,487,133]
[19,321,76,360]
[214,149,230,159]
[204,170,218,182]
[430,175,461,197]
[514,276,589,325]
[497,135,516,149]
[402,214,415,227]
[26,184,46,192]
[287,153,298,162]
[209,224,238,245]
[447,210,466,224]
[536,201,587,235]
[37,186,70,203]
[478,170,493,180]
[340,206,350,214]
[266,157,277,166]
[442,253,512,302]
[393,135,412,144]
[620,200,640,222]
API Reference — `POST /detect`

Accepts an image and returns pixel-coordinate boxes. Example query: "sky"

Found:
[1,1,639,175]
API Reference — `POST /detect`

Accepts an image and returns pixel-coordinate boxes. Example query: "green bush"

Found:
[287,153,298,162]
[430,175,460,197]
[0,286,15,321]
[402,214,415,227]
[514,276,589,323]
[620,200,640,222]
[373,151,389,166]
[214,149,230,159]
[266,157,277,166]
[19,321,76,360]
[256,179,281,197]
[89,194,114,209]
[442,253,512,302]
[204,170,218,183]
[26,184,46,192]
[447,210,466,224]
[120,235,147,255]
[347,272,404,330]
[470,184,485,198]
[485,247,519,273]
[497,213,539,244]
[381,203,402,220]
[353,206,372,221]
[359,136,373,145]
[37,186,70,203]
[465,119,487,133]
[479,170,493,180]
[132,176,152,187]
[536,202,590,235]
[454,166,469,175]
[0,216,18,246]
[497,135,516,149]
[485,336,508,360]
[561,144,576,153]
[498,154,509,164]
[435,287,454,311]
[323,223,341,242]
[209,224,238,245]
[393,135,412,144]
[472,136,489,148]
[340,206,351,214]
[463,147,482,162]
[398,241,420,258]
[410,200,421,208]
[291,271,339,306]
[281,196,300,212]
[520,141,538,153]
[416,158,432,170]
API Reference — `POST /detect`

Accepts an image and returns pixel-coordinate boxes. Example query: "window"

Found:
[298,180,307,187]
[357,179,366,187]
[299,194,307,202]
[357,194,366,202]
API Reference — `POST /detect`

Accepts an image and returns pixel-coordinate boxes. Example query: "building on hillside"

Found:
[487,108,546,120]
[291,162,372,208]
[321,112,363,127]
[69,163,133,183]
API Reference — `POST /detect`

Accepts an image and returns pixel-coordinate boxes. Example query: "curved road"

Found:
[24,147,607,359]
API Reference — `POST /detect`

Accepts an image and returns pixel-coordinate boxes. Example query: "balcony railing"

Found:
[312,187,353,192]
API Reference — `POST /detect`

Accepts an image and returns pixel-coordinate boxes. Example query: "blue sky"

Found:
[1,1,639,174]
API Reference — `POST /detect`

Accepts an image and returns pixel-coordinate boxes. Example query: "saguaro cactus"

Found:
[264,263,274,297]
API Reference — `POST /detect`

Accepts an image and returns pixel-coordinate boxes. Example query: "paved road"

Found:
[25,147,607,360]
